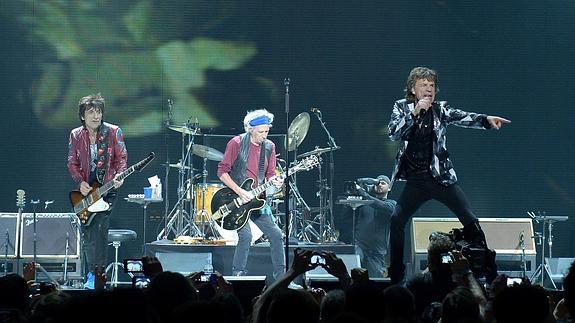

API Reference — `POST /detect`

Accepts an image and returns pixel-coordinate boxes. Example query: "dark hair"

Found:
[78,93,105,125]
[404,67,439,101]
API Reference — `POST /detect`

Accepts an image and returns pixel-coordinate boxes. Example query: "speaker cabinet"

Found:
[0,213,19,258]
[19,257,83,281]
[411,217,536,277]
[19,213,80,258]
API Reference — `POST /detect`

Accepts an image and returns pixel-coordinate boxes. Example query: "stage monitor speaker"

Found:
[411,217,536,277]
[19,257,82,282]
[0,259,19,274]
[546,257,575,285]
[0,213,19,258]
[20,213,80,258]
[305,253,361,280]
[155,252,212,276]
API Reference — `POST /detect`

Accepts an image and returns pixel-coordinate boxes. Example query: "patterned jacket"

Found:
[67,122,128,185]
[388,99,490,187]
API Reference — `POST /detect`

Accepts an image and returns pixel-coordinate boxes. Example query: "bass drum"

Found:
[194,182,225,222]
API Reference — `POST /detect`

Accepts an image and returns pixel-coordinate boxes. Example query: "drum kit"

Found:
[157,122,227,242]
[157,110,341,244]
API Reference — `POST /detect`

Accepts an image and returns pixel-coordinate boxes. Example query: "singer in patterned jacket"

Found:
[387,67,510,283]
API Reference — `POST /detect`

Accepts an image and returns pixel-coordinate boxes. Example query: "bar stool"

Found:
[105,229,137,287]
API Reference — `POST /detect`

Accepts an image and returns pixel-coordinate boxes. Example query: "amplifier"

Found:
[411,217,536,278]
[0,213,19,258]
[19,213,80,258]
[19,257,83,281]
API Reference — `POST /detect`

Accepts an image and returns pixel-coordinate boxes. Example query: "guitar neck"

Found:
[249,167,300,196]
[97,166,135,196]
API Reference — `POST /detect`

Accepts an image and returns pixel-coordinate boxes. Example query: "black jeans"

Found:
[389,172,478,283]
[80,192,116,275]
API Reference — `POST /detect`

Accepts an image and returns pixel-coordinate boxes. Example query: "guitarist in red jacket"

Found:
[217,109,286,281]
[67,93,128,289]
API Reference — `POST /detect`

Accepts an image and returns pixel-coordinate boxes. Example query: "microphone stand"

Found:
[312,110,339,242]
[161,99,173,241]
[29,200,54,283]
[283,77,290,271]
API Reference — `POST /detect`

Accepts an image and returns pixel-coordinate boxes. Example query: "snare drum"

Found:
[194,182,225,221]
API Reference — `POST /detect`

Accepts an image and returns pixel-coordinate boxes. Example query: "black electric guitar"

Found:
[210,155,319,231]
[69,152,155,226]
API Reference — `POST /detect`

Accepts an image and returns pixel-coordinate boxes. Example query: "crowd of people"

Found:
[1,247,574,323]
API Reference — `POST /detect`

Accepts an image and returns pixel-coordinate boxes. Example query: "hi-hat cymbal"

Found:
[168,124,202,135]
[192,144,224,161]
[296,146,341,159]
[286,112,310,151]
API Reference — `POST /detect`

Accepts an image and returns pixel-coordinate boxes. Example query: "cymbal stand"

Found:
[197,157,222,240]
[286,179,311,241]
[158,127,202,239]
[160,99,173,241]
[528,211,557,289]
[311,110,339,242]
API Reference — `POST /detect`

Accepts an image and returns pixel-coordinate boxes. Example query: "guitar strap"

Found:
[258,140,266,185]
[95,123,110,184]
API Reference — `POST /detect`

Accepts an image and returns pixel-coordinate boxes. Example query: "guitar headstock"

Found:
[135,152,156,172]
[294,155,320,171]
[16,189,26,210]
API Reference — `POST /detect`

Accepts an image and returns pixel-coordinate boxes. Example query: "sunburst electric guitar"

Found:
[210,155,319,231]
[69,152,155,226]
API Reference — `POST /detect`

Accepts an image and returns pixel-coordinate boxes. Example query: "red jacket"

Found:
[67,122,128,186]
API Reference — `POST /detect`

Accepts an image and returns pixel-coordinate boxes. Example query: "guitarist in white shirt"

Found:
[67,93,128,289]
[217,109,286,280]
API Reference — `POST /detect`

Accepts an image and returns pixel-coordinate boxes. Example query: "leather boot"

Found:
[94,266,107,290]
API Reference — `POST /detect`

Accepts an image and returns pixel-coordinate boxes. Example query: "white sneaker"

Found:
[288,282,303,290]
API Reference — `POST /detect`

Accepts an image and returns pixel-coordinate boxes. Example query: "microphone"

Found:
[310,107,321,114]
[356,177,377,185]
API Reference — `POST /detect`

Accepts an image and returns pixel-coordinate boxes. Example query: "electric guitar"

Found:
[210,155,319,231]
[16,189,26,214]
[69,152,155,226]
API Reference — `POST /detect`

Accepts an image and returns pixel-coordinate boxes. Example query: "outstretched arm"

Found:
[486,116,511,130]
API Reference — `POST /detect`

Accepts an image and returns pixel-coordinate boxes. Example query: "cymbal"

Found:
[192,144,224,161]
[297,146,341,159]
[286,112,310,151]
[168,124,201,135]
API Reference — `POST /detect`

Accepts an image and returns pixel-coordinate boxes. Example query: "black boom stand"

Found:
[283,77,291,271]
[29,199,56,284]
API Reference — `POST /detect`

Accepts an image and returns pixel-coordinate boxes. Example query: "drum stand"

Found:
[529,212,560,289]
[312,156,338,243]
[158,128,202,240]
[195,157,222,240]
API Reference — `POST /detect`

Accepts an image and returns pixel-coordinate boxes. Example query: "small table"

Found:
[336,196,374,244]
[125,195,163,252]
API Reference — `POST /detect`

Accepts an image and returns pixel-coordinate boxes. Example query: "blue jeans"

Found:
[232,204,286,279]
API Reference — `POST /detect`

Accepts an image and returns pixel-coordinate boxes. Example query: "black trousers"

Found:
[389,172,478,283]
